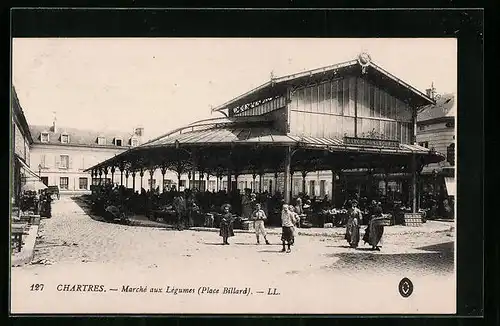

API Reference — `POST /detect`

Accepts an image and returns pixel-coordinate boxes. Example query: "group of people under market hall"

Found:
[218,190,386,253]
[91,183,386,252]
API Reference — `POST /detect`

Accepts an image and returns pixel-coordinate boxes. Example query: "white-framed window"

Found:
[418,141,429,148]
[163,179,173,191]
[79,177,88,190]
[97,137,106,145]
[131,138,139,147]
[320,180,326,197]
[115,138,123,146]
[61,133,70,144]
[59,155,69,169]
[41,132,50,142]
[40,154,46,168]
[60,177,69,190]
[309,180,316,196]
[208,180,216,191]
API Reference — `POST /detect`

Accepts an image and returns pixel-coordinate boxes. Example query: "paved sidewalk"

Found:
[11,224,40,267]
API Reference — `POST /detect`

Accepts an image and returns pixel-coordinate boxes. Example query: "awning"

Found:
[22,180,47,192]
[15,154,42,181]
[444,177,456,197]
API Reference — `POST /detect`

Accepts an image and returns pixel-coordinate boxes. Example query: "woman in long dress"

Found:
[173,194,186,230]
[363,201,385,250]
[241,189,255,220]
[294,198,306,228]
[345,200,362,248]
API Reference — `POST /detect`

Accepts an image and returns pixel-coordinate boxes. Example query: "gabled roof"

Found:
[417,93,456,123]
[212,56,435,113]
[29,124,137,148]
[141,115,271,147]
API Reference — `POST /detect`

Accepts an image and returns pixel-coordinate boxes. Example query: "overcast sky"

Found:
[12,38,456,141]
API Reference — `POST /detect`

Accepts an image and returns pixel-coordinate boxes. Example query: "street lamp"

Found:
[38,164,42,179]
[432,169,438,198]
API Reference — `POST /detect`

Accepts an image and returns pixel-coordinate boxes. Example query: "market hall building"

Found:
[86,53,444,215]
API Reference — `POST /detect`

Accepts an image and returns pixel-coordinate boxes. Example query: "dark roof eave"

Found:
[84,147,139,172]
[211,60,358,113]
[417,115,455,124]
[12,89,34,144]
[85,142,444,172]
[33,142,133,150]
[212,59,435,113]
[369,62,435,107]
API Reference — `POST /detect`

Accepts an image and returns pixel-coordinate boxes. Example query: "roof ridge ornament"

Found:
[357,52,371,74]
[270,70,276,87]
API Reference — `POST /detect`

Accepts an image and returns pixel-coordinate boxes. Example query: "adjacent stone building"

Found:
[11,86,36,205]
[416,92,456,198]
[29,120,145,194]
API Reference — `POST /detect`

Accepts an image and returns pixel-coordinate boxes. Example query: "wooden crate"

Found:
[403,213,423,227]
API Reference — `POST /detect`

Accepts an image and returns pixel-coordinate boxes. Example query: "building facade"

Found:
[416,92,456,214]
[11,87,36,205]
[29,121,145,194]
[417,93,456,174]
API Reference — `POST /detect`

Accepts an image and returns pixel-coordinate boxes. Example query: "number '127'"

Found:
[30,284,44,291]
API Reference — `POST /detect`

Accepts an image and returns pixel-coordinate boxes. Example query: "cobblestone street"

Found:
[11,196,456,314]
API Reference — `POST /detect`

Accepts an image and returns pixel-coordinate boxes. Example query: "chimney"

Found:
[134,127,144,137]
[52,111,57,133]
[426,82,436,100]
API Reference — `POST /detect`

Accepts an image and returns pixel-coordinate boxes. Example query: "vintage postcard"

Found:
[10,37,457,314]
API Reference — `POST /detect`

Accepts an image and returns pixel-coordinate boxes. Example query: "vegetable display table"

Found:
[11,223,29,252]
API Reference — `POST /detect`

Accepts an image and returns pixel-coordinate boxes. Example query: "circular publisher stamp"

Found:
[398,277,414,298]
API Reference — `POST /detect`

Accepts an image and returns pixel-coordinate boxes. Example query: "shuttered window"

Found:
[40,154,46,168]
[79,177,88,190]
[59,155,69,169]
[60,177,69,190]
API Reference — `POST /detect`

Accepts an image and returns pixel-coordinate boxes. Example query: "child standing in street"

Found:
[252,203,270,245]
[219,204,236,245]
[281,204,298,253]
